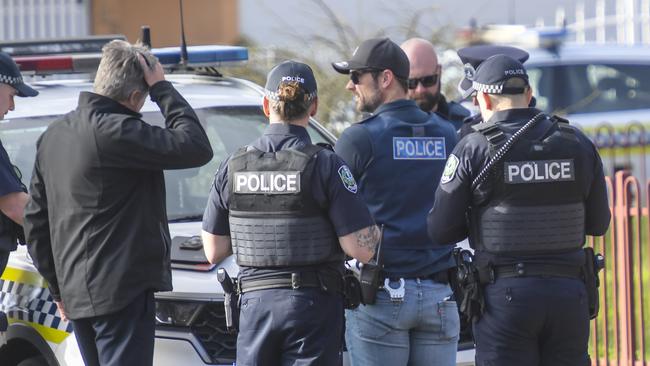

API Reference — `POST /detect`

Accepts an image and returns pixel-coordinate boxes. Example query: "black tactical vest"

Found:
[227,144,343,267]
[470,117,587,255]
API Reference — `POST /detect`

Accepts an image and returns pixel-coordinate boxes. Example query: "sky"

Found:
[239,0,626,53]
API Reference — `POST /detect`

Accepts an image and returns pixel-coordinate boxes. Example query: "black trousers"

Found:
[473,277,590,366]
[237,287,344,366]
[70,290,155,366]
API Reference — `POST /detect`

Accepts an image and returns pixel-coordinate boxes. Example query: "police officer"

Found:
[0,52,37,341]
[456,45,530,139]
[401,38,470,130]
[201,60,379,365]
[332,38,459,366]
[427,54,610,366]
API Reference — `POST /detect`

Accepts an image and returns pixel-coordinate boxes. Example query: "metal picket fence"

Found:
[588,170,650,365]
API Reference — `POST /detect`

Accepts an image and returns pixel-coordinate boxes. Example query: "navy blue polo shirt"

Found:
[203,123,375,277]
[335,99,458,278]
[0,140,24,252]
[0,141,23,197]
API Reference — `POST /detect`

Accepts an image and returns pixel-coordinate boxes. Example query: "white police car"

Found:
[525,42,650,176]
[0,38,475,366]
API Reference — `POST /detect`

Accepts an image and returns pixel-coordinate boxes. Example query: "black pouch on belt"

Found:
[582,247,604,319]
[342,269,362,309]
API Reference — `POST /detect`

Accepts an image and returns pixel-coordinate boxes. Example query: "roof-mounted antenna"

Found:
[179,0,189,66]
[141,26,151,49]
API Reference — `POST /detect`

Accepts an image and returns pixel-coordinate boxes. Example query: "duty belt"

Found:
[478,262,583,284]
[239,271,342,294]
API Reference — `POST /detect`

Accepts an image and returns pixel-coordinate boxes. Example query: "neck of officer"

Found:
[269,113,309,128]
[381,84,407,106]
[481,94,529,122]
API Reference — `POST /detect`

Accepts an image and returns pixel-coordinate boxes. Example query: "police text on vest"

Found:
[233,171,301,194]
[504,159,575,184]
[393,137,447,160]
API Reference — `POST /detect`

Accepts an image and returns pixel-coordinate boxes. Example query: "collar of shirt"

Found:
[486,107,543,126]
[372,98,419,116]
[77,91,143,118]
[254,122,312,150]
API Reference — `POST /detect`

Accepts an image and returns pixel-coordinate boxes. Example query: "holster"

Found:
[342,270,362,309]
[224,289,239,333]
[582,247,604,319]
[452,248,486,323]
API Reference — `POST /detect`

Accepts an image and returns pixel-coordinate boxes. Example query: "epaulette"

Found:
[315,142,334,151]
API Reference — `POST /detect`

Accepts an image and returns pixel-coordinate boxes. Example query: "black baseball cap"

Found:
[0,52,38,97]
[264,60,317,100]
[457,45,528,99]
[470,54,529,95]
[332,38,410,79]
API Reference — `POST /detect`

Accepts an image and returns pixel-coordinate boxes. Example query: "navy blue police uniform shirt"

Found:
[0,140,24,252]
[335,99,458,278]
[203,123,375,278]
[0,141,23,197]
[428,108,611,267]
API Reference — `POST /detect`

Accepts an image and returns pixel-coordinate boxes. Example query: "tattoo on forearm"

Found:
[356,225,379,253]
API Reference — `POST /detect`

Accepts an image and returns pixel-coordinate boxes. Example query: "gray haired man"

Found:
[24,40,213,366]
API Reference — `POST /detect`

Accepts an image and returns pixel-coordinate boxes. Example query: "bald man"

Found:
[401,38,470,130]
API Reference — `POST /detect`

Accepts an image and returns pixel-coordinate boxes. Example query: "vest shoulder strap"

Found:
[472,122,507,156]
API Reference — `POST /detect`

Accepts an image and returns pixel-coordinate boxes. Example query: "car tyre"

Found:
[16,355,48,366]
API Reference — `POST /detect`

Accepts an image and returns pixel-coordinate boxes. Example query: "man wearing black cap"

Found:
[333,38,459,366]
[428,54,610,366]
[401,38,470,130]
[0,51,38,343]
[201,60,379,365]
[456,45,530,139]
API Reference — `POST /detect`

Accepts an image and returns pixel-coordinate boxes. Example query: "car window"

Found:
[527,63,650,115]
[0,105,332,221]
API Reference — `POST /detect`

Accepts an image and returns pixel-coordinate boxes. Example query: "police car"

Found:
[0,37,476,366]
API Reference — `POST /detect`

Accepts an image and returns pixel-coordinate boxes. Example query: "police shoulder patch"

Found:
[338,165,358,193]
[441,154,460,184]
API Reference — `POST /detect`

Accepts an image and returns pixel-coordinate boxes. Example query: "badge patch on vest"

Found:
[338,165,357,193]
[441,154,459,184]
[233,171,301,194]
[392,137,447,160]
[505,159,575,184]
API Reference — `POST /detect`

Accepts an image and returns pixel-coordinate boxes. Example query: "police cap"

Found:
[470,54,529,95]
[332,38,410,79]
[265,60,317,101]
[0,51,38,97]
[457,45,528,99]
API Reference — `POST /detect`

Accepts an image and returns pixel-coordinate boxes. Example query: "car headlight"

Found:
[155,300,205,327]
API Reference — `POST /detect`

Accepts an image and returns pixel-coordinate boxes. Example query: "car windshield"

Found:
[527,63,650,115]
[0,105,331,221]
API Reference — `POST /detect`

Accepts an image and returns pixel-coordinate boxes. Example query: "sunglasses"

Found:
[350,69,380,85]
[407,74,439,89]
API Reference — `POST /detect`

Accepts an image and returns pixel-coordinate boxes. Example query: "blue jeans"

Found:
[345,279,459,366]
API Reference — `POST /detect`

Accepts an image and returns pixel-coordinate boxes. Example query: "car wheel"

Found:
[16,355,48,366]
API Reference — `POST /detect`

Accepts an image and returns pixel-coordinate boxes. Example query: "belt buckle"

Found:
[382,278,405,302]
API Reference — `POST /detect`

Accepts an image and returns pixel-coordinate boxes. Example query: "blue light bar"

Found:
[152,45,248,66]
